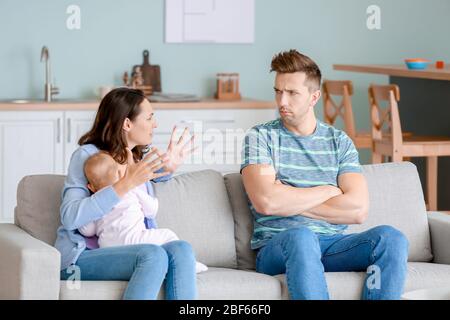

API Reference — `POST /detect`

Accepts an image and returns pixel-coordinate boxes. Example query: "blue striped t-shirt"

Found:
[240,118,362,250]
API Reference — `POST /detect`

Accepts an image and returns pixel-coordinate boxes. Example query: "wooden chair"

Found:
[369,84,450,211]
[322,80,372,149]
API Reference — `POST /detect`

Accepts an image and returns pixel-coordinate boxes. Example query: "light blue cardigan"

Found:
[54,144,172,270]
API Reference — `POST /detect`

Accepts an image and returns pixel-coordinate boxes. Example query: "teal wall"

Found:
[1,0,450,162]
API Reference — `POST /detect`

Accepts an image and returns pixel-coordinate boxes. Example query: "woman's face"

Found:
[124,99,157,148]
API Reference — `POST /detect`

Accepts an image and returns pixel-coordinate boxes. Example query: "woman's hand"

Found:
[113,147,171,198]
[162,126,197,174]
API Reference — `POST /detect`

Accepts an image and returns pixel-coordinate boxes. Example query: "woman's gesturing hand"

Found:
[162,126,197,174]
[113,147,171,198]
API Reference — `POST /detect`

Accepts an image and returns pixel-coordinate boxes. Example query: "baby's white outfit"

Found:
[79,183,207,273]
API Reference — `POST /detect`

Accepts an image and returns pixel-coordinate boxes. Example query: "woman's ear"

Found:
[123,117,132,132]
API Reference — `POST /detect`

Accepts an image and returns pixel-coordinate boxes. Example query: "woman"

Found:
[54,87,197,299]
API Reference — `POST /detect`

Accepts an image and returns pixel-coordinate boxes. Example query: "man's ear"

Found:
[123,118,132,132]
[310,90,322,108]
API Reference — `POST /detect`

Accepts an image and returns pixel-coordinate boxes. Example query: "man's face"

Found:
[274,72,320,127]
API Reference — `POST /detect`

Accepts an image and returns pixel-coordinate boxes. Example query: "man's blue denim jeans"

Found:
[256,225,409,300]
[61,240,197,300]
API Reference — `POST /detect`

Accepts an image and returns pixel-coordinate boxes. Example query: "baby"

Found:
[79,151,207,273]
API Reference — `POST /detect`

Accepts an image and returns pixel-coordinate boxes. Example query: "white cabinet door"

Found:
[0,111,64,223]
[64,111,96,174]
[153,109,276,175]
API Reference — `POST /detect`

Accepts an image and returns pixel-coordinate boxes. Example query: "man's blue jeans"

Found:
[256,225,409,300]
[61,240,197,300]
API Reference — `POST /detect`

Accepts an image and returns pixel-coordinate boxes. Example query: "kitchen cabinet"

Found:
[0,111,64,222]
[153,109,276,174]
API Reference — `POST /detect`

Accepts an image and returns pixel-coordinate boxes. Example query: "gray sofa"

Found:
[1,162,450,300]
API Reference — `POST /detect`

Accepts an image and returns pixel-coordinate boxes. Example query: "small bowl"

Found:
[405,59,430,70]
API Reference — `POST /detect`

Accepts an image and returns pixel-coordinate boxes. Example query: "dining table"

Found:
[334,63,450,210]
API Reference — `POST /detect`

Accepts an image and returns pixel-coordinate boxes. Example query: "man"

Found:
[240,49,409,300]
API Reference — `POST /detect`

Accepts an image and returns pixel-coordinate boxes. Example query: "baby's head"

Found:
[84,152,120,193]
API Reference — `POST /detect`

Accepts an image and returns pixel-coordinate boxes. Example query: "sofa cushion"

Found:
[153,170,237,268]
[225,162,433,271]
[347,162,432,262]
[60,267,282,300]
[191,267,281,300]
[59,280,127,300]
[15,174,65,245]
[224,173,256,270]
[276,262,450,300]
[60,263,450,300]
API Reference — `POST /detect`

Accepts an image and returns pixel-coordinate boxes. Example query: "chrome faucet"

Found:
[40,46,59,102]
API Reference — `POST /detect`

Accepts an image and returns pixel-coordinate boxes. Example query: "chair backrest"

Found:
[322,80,357,138]
[368,84,403,148]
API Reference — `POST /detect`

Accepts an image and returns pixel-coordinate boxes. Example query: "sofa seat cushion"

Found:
[194,267,281,300]
[60,267,282,300]
[275,262,450,300]
[59,280,127,300]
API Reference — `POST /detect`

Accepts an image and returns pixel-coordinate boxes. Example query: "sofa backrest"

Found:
[15,174,65,246]
[14,162,432,271]
[15,170,238,269]
[153,170,237,268]
[224,162,433,270]
[347,162,432,261]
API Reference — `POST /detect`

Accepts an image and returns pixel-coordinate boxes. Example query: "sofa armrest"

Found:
[0,224,61,299]
[427,212,450,264]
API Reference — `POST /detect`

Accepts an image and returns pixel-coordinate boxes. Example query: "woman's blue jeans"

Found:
[256,225,409,300]
[60,240,197,300]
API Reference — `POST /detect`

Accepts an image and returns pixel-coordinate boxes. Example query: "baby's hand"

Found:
[196,261,208,273]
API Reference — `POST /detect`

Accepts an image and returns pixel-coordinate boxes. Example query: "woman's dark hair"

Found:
[78,87,149,164]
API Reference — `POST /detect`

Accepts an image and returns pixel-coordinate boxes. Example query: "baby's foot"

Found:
[196,261,208,273]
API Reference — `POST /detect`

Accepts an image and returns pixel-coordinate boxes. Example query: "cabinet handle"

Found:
[57,118,61,143]
[67,118,71,143]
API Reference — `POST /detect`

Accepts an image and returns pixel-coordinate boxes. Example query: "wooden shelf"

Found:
[333,64,450,81]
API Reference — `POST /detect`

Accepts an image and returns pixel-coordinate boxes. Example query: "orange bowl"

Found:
[405,58,430,62]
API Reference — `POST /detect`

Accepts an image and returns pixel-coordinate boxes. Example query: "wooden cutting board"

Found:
[132,50,161,92]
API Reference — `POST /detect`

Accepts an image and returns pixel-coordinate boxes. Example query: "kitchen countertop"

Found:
[0,98,276,111]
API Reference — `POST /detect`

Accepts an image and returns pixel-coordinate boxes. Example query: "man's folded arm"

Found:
[302,173,369,225]
[241,164,341,216]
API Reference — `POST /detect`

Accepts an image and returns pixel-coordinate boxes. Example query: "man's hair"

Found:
[270,49,322,92]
